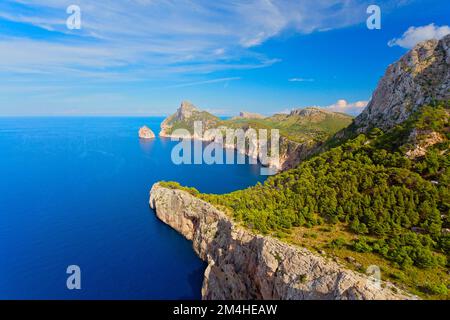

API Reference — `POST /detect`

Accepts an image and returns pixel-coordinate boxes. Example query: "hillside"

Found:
[159,103,353,169]
[157,35,450,299]
[225,108,353,143]
[199,101,449,299]
[160,103,353,144]
[160,101,220,137]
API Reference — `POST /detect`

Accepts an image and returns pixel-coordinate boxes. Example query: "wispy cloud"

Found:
[0,0,387,81]
[388,24,450,49]
[323,99,368,115]
[288,78,314,82]
[162,77,241,89]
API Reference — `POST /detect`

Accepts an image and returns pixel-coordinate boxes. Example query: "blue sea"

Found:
[0,117,266,299]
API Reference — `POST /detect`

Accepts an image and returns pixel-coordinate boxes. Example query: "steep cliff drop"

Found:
[355,35,449,133]
[159,102,351,171]
[149,183,415,300]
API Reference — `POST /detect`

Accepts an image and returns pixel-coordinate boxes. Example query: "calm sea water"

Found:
[0,117,266,299]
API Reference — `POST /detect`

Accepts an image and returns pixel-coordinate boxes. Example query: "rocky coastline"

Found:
[149,183,416,300]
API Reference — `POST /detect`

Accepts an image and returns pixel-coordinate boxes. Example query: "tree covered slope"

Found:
[196,101,449,298]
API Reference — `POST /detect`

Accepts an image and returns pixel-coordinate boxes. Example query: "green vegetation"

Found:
[159,181,200,196]
[163,106,353,145]
[164,102,449,298]
[218,109,353,144]
[163,111,220,135]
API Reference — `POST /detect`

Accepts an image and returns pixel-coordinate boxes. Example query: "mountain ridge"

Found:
[158,102,353,170]
[355,34,450,133]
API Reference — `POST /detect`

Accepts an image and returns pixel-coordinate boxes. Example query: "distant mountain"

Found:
[231,111,265,120]
[159,101,220,137]
[266,107,353,142]
[159,102,353,170]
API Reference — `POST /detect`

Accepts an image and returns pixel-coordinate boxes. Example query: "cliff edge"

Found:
[149,183,416,300]
[355,34,449,132]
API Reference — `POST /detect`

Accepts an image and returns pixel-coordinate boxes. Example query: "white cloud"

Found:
[388,24,450,49]
[288,78,314,82]
[162,77,241,89]
[323,99,368,115]
[0,0,390,81]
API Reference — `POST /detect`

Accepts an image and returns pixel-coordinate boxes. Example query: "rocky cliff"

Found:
[159,103,350,171]
[355,34,450,132]
[138,126,155,139]
[149,184,415,300]
[159,101,220,138]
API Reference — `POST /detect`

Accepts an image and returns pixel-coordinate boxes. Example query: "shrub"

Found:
[329,238,347,249]
[422,283,448,296]
[352,238,373,253]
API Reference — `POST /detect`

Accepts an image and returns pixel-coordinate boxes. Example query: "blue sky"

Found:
[0,0,448,116]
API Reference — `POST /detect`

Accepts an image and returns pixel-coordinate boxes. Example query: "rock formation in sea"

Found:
[149,183,416,300]
[138,126,155,139]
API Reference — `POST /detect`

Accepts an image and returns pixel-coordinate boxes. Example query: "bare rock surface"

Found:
[138,126,155,139]
[149,184,416,300]
[355,35,450,132]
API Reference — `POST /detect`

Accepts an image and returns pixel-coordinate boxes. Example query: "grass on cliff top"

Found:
[159,181,200,196]
[282,224,449,300]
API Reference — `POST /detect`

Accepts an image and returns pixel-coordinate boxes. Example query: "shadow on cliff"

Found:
[204,218,278,299]
[203,218,363,300]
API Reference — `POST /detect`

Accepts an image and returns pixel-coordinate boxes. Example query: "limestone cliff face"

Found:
[218,134,308,171]
[159,102,329,171]
[355,35,450,132]
[160,101,219,138]
[290,107,338,118]
[278,137,315,170]
[149,184,416,300]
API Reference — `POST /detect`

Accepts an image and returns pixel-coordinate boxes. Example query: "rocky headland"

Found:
[355,35,449,133]
[158,102,351,171]
[149,183,416,300]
